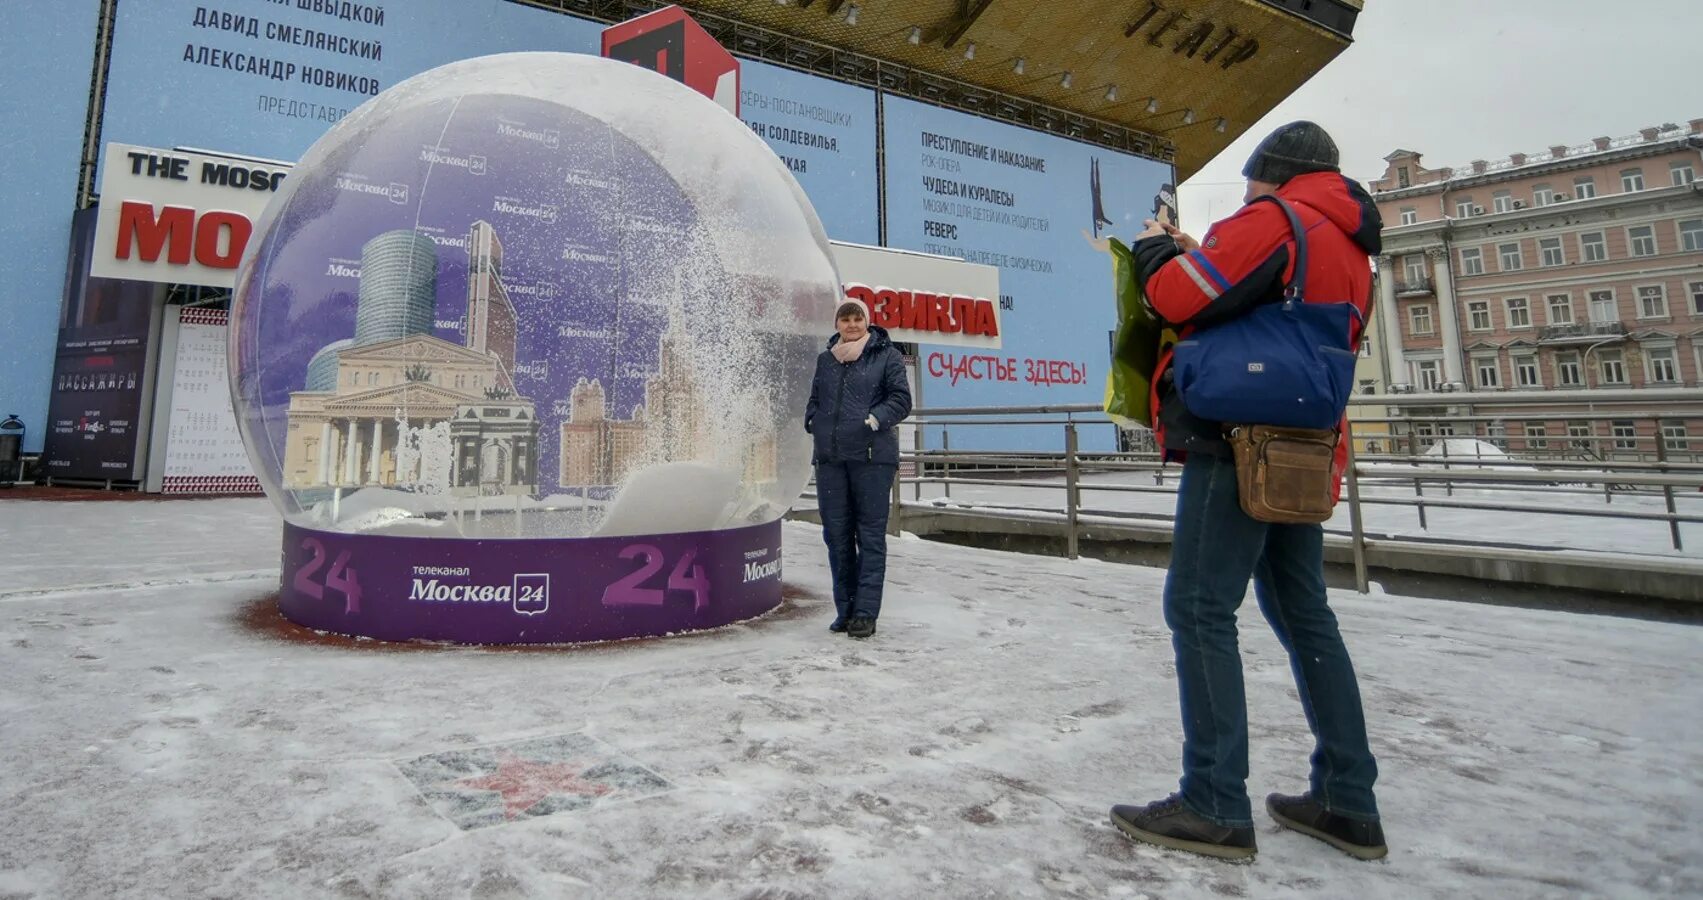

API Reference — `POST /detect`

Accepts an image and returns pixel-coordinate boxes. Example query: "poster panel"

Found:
[881,96,1174,450]
[0,0,105,453]
[739,60,879,244]
[99,0,603,169]
[43,209,162,481]
[161,307,262,494]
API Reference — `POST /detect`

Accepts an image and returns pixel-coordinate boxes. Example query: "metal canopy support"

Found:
[938,0,996,50]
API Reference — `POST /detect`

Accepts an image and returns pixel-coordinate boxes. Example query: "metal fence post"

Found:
[941,430,951,500]
[1064,422,1080,560]
[888,459,902,537]
[1655,421,1682,550]
[1344,421,1370,594]
[1407,428,1428,530]
[913,422,923,501]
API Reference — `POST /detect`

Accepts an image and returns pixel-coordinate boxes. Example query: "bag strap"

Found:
[1252,195,1309,300]
[1254,194,1367,346]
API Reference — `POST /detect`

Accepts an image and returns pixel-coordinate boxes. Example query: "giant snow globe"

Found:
[231,53,833,643]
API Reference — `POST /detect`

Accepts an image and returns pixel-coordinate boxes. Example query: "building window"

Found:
[1557,352,1583,386]
[1414,360,1441,391]
[1568,422,1593,450]
[1514,354,1540,387]
[1673,162,1697,186]
[1474,356,1501,388]
[1493,190,1514,213]
[1359,335,1372,358]
[368,372,379,386]
[1455,197,1475,217]
[1645,346,1679,383]
[1680,218,1703,253]
[1621,168,1645,192]
[1460,247,1485,276]
[1403,255,1427,283]
[1533,184,1554,206]
[1538,236,1565,267]
[1398,165,1411,187]
[1612,420,1637,451]
[1598,349,1628,385]
[1524,424,1548,449]
[1629,225,1658,257]
[1573,176,1596,199]
[1589,289,1617,323]
[1498,242,1523,271]
[1690,281,1703,315]
[1580,231,1607,263]
[1468,301,1492,331]
[1410,304,1434,335]
[1399,207,1418,226]
[1547,293,1573,324]
[1505,297,1532,328]
[1663,422,1689,452]
[1358,379,1377,395]
[1637,285,1668,318]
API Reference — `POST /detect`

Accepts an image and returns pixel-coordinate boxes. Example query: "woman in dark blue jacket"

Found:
[805,298,912,639]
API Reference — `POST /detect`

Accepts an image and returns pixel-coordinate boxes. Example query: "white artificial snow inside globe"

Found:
[230,52,835,540]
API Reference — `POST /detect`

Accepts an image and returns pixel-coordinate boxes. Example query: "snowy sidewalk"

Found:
[1,499,1700,898]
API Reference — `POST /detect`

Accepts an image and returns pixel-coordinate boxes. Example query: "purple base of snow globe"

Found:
[277,519,784,644]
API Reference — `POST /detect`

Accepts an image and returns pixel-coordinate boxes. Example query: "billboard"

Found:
[0,0,104,453]
[99,0,603,168]
[830,242,1001,350]
[602,6,740,116]
[740,60,879,244]
[92,144,291,288]
[881,96,1173,450]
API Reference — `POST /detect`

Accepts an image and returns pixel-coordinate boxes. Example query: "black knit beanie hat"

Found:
[1242,121,1340,185]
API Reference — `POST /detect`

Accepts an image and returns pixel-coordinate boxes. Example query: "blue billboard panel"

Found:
[99,0,602,166]
[0,0,104,452]
[881,97,1173,450]
[739,61,878,244]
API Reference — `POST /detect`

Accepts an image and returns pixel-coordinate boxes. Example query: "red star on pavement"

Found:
[455,753,613,819]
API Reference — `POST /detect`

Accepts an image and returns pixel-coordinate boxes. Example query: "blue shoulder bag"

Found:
[1169,196,1364,430]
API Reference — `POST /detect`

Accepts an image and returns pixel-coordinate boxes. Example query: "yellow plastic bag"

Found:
[1103,237,1176,429]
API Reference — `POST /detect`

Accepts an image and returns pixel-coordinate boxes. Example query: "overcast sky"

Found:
[1176,0,1701,232]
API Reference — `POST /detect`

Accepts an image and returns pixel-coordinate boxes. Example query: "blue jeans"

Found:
[816,462,896,622]
[1164,453,1380,827]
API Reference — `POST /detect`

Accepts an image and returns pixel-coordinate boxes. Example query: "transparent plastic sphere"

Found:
[231,53,834,539]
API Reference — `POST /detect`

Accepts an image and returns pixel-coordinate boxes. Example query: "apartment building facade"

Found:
[1365,120,1703,459]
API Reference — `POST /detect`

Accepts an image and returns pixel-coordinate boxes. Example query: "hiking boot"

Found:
[847,617,876,639]
[828,618,848,633]
[1109,795,1257,861]
[1266,792,1387,860]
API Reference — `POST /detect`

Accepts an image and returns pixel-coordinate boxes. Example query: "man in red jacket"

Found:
[1108,122,1388,862]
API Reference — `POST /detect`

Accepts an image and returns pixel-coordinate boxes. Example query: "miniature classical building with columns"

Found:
[280,223,539,495]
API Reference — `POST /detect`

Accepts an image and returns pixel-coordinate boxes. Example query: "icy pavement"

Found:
[2,499,1701,899]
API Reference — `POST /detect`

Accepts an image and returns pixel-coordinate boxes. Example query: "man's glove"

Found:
[865,414,879,431]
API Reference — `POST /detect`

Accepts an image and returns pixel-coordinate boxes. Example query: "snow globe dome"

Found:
[230,52,834,542]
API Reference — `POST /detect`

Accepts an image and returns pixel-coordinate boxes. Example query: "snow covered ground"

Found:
[891,472,1703,559]
[2,498,1701,898]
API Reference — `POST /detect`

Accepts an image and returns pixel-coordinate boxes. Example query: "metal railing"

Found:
[1538,321,1629,343]
[801,390,1703,596]
[1394,276,1433,296]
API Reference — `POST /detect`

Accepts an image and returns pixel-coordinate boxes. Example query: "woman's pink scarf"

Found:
[831,334,869,363]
